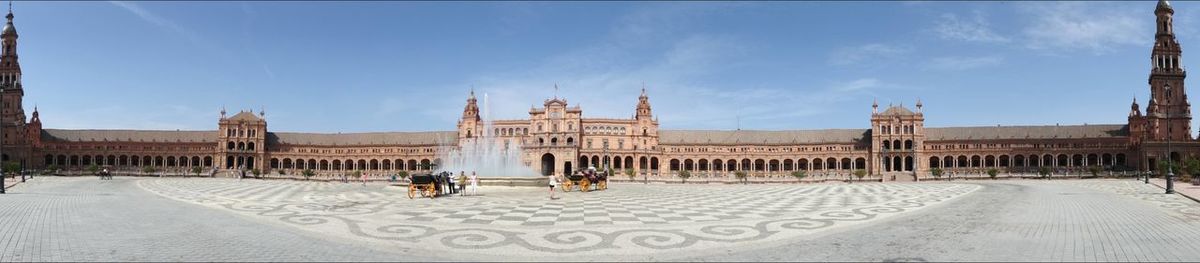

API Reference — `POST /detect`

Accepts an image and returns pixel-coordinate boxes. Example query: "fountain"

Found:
[435,92,547,187]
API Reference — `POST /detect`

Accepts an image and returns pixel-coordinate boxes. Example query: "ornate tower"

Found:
[0,5,29,166]
[1129,97,1146,146]
[457,90,481,140]
[1146,0,1192,141]
[633,87,659,152]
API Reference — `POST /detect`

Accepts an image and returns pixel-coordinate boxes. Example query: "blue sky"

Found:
[11,1,1195,133]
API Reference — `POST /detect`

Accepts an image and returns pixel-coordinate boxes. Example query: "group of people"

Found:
[428,171,478,197]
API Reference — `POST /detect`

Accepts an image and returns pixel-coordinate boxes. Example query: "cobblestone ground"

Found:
[0,177,434,262]
[135,178,975,261]
[2,177,1200,261]
[689,180,1200,262]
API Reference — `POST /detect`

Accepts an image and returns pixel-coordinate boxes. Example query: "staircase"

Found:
[888,172,917,182]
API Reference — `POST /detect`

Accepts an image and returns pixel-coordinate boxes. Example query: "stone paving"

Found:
[0,177,432,262]
[136,178,977,261]
[690,180,1200,262]
[2,177,1200,261]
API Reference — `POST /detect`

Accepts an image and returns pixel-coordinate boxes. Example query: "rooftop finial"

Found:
[554,83,559,99]
[1158,0,1173,11]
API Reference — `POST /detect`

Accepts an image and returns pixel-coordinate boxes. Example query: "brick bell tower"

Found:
[457,90,481,144]
[1145,0,1192,141]
[0,5,31,167]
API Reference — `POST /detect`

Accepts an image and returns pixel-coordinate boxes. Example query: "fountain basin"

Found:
[392,176,548,187]
[477,176,549,187]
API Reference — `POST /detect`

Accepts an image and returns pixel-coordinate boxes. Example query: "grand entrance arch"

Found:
[541,153,555,176]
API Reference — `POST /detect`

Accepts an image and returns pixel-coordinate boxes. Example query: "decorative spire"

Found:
[259,106,265,117]
[220,105,226,118]
[872,98,878,114]
[1158,0,1173,12]
[641,82,647,97]
[916,98,923,113]
[1131,97,1143,117]
[553,83,559,99]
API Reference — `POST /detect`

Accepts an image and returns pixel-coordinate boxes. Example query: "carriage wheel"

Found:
[427,184,437,199]
[563,182,572,192]
[408,185,417,199]
[600,181,607,190]
[581,181,590,192]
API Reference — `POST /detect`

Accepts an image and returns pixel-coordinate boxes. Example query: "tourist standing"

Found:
[469,171,479,196]
[458,171,467,196]
[447,172,457,194]
[360,171,367,186]
[548,173,558,199]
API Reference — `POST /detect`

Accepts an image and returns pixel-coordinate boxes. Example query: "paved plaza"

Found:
[1,177,1199,261]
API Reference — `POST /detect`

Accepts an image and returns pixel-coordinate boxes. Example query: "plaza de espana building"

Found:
[3,1,1200,181]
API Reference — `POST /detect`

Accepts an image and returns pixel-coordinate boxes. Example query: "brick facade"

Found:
[7,2,1199,180]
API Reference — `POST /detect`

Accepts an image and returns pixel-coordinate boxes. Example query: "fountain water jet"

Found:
[435,93,544,186]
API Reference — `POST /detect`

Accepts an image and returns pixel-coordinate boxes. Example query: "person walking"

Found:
[469,171,479,196]
[360,171,367,187]
[548,173,559,199]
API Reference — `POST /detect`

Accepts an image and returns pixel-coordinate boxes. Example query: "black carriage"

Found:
[408,174,438,199]
[563,174,590,192]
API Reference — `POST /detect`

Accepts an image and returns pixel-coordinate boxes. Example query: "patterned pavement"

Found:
[137,178,978,260]
[7,177,1200,261]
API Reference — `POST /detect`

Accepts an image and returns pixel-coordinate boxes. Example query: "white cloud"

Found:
[369,4,895,130]
[828,43,913,66]
[925,55,1004,71]
[109,1,206,47]
[1019,2,1148,54]
[833,78,880,92]
[934,12,1010,43]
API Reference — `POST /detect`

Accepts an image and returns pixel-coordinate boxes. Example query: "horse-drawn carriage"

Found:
[408,174,439,199]
[562,168,608,192]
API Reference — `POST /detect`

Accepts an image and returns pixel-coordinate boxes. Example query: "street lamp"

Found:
[0,87,5,194]
[1163,101,1176,194]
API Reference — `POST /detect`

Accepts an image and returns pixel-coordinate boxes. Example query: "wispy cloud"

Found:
[371,3,890,130]
[109,1,207,48]
[238,2,275,80]
[925,55,1004,71]
[934,11,1010,43]
[833,78,880,92]
[1019,2,1147,54]
[828,43,913,66]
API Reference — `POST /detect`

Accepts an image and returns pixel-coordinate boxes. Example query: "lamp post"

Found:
[1166,117,1175,194]
[0,88,5,194]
